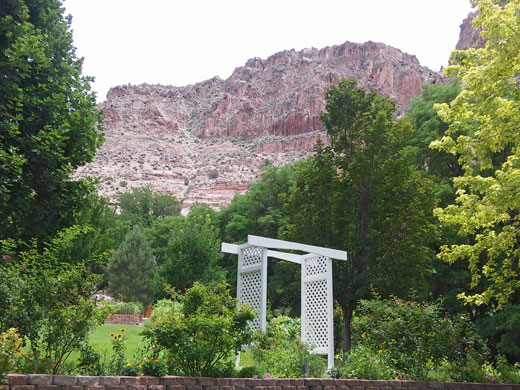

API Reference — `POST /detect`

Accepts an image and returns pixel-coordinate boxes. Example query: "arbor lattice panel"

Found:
[303,279,329,349]
[237,245,267,331]
[301,255,333,356]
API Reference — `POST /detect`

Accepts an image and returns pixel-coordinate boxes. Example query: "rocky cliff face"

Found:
[456,11,486,50]
[74,40,444,212]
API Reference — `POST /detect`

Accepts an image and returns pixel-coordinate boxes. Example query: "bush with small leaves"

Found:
[115,302,144,315]
[142,282,255,377]
[208,169,219,179]
[249,315,326,378]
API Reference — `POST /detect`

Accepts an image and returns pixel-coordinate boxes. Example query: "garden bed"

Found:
[5,374,520,390]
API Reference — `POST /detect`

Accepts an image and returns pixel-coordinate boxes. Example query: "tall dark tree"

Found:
[286,79,436,351]
[107,225,155,304]
[406,80,463,207]
[0,0,104,241]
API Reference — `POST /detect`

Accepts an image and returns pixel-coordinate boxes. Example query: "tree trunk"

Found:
[342,302,354,352]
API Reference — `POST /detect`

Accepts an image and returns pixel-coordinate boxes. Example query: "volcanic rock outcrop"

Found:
[74,40,445,212]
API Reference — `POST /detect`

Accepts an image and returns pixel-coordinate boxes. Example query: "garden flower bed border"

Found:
[4,374,519,390]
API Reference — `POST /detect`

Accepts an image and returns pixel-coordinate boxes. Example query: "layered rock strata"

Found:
[75,40,445,212]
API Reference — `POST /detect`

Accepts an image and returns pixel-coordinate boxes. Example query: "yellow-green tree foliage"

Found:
[432,0,520,307]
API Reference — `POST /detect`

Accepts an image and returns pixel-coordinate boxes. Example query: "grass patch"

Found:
[89,324,145,359]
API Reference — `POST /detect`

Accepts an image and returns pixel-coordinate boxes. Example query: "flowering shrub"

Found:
[249,315,326,378]
[0,328,21,383]
[121,357,170,377]
[335,344,394,380]
[349,296,488,380]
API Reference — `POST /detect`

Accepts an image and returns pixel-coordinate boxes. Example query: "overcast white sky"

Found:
[62,1,474,102]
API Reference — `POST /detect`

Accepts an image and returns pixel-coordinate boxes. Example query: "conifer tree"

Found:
[107,225,155,304]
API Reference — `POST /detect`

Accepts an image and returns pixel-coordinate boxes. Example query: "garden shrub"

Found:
[148,299,183,323]
[424,354,520,384]
[122,349,172,377]
[77,343,107,376]
[235,364,265,378]
[0,328,21,383]
[335,344,395,380]
[1,226,113,375]
[115,302,144,315]
[142,282,255,377]
[249,315,326,378]
[350,295,488,380]
[496,355,520,384]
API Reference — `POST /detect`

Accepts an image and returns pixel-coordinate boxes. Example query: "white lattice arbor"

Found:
[222,235,347,369]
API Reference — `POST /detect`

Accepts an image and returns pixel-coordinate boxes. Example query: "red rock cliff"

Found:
[75,40,445,212]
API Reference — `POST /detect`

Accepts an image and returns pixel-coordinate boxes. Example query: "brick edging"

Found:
[4,375,519,390]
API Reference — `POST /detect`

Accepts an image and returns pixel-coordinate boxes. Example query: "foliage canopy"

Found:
[0,0,103,241]
[286,78,436,351]
[432,0,520,307]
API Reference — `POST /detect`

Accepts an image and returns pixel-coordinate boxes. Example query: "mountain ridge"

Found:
[74,37,457,212]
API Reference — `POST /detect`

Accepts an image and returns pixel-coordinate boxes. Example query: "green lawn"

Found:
[87,323,145,359]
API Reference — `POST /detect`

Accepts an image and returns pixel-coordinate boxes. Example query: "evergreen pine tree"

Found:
[107,225,155,304]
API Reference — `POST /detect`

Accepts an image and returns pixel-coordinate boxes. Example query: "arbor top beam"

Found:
[248,235,347,261]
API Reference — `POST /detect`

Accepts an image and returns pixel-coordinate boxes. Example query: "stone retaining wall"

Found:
[104,314,143,325]
[4,374,519,390]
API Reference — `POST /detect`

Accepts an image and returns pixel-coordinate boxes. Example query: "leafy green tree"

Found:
[0,0,104,241]
[142,282,255,377]
[157,214,224,293]
[107,225,155,304]
[119,187,181,226]
[217,164,302,312]
[144,216,182,265]
[406,80,463,206]
[405,81,476,314]
[286,79,436,351]
[217,164,301,243]
[432,0,520,308]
